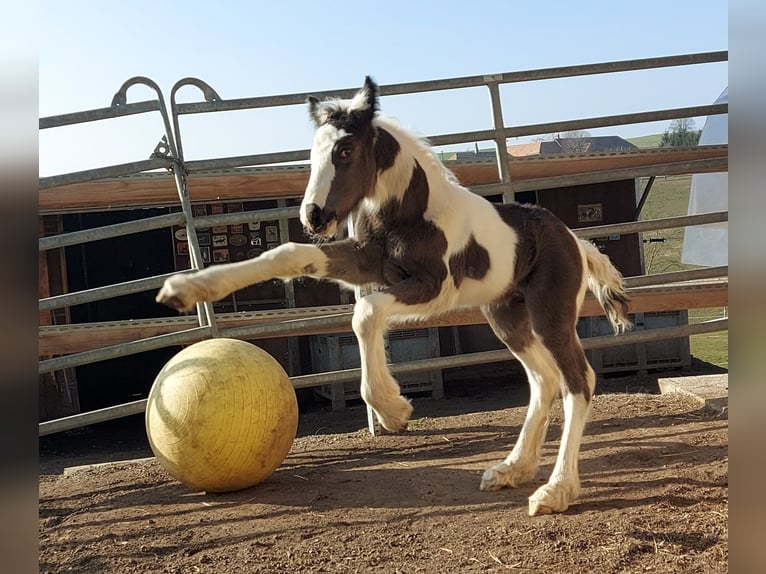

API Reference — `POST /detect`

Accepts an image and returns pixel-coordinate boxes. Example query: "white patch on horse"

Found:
[300,124,346,232]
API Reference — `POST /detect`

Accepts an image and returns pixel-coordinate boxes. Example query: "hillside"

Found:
[626,133,663,147]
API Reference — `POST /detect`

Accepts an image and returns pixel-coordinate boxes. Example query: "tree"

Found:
[533,130,592,153]
[557,130,592,153]
[659,118,701,147]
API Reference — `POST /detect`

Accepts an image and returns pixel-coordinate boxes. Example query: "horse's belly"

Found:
[453,265,512,307]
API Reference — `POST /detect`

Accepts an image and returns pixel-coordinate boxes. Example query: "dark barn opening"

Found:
[63,209,181,413]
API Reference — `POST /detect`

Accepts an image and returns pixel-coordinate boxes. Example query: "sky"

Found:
[38,0,728,177]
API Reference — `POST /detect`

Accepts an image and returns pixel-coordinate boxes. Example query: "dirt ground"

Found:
[39,373,728,573]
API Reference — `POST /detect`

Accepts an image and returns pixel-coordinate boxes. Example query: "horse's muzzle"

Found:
[304,203,336,236]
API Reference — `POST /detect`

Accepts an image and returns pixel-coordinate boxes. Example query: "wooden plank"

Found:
[39,281,727,356]
[505,145,728,180]
[39,145,728,213]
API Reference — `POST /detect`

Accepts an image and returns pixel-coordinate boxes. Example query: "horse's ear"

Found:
[363,76,379,114]
[307,95,322,126]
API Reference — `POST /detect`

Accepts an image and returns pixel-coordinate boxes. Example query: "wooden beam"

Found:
[39,145,727,213]
[39,280,727,357]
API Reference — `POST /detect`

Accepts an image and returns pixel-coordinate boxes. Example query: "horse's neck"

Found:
[374,132,452,202]
[375,152,418,201]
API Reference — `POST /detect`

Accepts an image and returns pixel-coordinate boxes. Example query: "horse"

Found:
[156,76,631,516]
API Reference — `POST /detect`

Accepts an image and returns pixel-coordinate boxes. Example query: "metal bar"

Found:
[138,75,219,335]
[510,157,728,192]
[39,212,186,251]
[174,106,727,174]
[39,100,161,129]
[469,156,727,197]
[38,326,210,374]
[429,104,728,147]
[39,158,172,190]
[574,211,728,239]
[184,150,311,173]
[190,205,300,228]
[38,317,727,435]
[39,272,182,312]
[634,176,656,220]
[486,82,514,203]
[39,206,301,252]
[624,266,728,288]
[173,51,727,115]
[218,313,354,340]
[170,77,224,162]
[39,399,148,436]
[291,318,728,388]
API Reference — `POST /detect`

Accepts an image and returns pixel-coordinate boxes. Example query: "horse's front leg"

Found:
[157,240,376,312]
[351,291,414,432]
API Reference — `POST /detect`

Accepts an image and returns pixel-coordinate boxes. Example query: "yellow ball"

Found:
[145,338,298,493]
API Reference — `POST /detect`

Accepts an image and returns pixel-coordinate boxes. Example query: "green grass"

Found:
[639,173,728,370]
[626,133,663,148]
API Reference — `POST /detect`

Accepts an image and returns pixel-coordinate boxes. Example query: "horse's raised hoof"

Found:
[479,461,537,491]
[156,276,202,312]
[527,482,578,516]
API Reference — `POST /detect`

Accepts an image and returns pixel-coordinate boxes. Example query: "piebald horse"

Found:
[157,77,631,515]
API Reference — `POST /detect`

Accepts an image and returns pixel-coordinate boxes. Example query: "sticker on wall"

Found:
[265,225,279,243]
[213,249,230,263]
[192,205,207,217]
[212,235,228,247]
[174,228,188,241]
[248,221,261,231]
[210,204,224,215]
[197,233,211,246]
[176,241,189,255]
[247,248,264,259]
[212,225,228,234]
[201,246,211,263]
[230,224,244,234]
[229,234,247,247]
[226,203,243,212]
[577,203,603,223]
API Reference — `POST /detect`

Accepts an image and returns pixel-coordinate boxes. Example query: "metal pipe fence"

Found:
[39,317,728,436]
[38,51,728,435]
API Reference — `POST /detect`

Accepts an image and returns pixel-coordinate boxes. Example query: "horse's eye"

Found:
[338,146,352,160]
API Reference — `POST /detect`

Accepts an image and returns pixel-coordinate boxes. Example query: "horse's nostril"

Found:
[305,203,326,232]
[306,203,335,233]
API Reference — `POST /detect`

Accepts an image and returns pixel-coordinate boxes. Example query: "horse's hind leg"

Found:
[526,330,595,516]
[480,293,595,516]
[479,299,559,492]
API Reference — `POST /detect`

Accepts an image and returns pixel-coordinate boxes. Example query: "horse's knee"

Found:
[351,297,381,340]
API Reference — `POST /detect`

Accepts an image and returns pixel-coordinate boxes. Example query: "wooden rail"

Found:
[39,145,728,213]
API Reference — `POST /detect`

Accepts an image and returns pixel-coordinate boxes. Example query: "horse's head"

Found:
[301,76,382,238]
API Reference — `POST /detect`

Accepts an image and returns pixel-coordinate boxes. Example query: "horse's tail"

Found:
[580,239,632,334]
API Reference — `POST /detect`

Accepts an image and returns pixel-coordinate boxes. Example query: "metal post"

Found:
[115,76,219,336]
[278,199,301,376]
[487,81,513,203]
[345,211,383,436]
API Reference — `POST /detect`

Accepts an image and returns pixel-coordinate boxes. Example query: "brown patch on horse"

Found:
[374,128,400,173]
[323,160,449,305]
[449,235,490,289]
